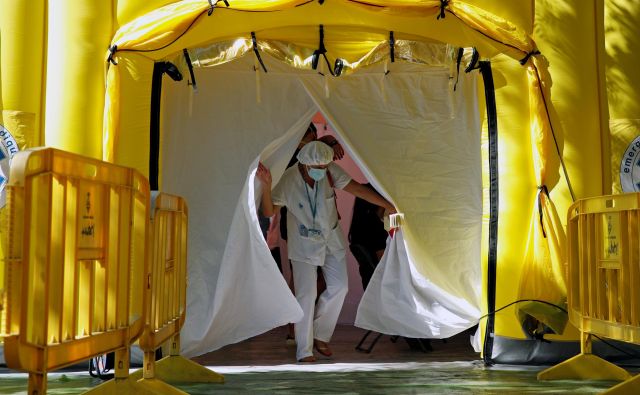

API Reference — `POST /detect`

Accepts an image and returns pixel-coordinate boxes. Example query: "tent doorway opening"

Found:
[156,46,488,359]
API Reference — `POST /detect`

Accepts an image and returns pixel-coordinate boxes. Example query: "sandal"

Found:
[298,355,316,363]
[314,339,333,357]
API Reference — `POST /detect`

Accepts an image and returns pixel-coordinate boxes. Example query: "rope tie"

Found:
[251,32,268,73]
[437,0,449,20]
[107,45,118,65]
[183,49,197,91]
[520,50,541,66]
[537,185,549,238]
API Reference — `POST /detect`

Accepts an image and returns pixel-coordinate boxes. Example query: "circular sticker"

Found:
[1,124,20,208]
[620,136,640,192]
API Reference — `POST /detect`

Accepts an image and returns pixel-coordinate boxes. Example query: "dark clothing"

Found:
[280,147,302,241]
[348,189,388,290]
[349,197,387,254]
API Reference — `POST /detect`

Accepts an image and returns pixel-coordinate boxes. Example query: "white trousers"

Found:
[291,251,348,360]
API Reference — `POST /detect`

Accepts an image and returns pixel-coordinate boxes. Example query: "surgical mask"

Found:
[308,167,327,181]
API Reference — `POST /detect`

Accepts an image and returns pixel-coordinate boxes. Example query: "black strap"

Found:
[251,32,268,73]
[453,47,464,91]
[207,0,215,15]
[465,48,480,73]
[183,49,197,90]
[334,58,344,76]
[389,31,395,63]
[107,45,118,65]
[149,62,164,190]
[312,25,335,76]
[437,0,449,20]
[537,185,549,238]
[520,50,540,66]
[479,61,499,366]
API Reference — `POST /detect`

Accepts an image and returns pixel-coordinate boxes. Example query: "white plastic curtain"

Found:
[161,63,313,356]
[298,66,482,337]
[161,54,481,357]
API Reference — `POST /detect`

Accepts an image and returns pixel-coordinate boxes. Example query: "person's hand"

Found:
[387,206,398,215]
[257,162,272,188]
[331,141,345,160]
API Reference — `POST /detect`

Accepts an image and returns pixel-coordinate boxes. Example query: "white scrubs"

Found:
[272,162,351,360]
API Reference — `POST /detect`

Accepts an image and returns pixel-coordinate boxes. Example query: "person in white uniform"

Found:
[257,141,396,362]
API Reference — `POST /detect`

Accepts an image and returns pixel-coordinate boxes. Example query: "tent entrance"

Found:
[154,47,488,358]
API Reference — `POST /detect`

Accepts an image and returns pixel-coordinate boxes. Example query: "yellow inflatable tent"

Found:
[2,0,636,364]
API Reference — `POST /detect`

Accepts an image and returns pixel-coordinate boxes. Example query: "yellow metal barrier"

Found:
[129,193,223,393]
[1,148,152,394]
[538,193,640,394]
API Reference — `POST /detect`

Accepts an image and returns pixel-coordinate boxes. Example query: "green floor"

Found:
[0,362,623,394]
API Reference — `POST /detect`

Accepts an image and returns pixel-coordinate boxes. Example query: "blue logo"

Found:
[620,135,640,192]
[1,124,19,208]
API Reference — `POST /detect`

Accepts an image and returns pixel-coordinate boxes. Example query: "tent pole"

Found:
[479,60,499,366]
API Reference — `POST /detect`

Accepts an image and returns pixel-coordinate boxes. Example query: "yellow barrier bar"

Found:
[130,193,223,393]
[1,148,152,394]
[539,193,640,393]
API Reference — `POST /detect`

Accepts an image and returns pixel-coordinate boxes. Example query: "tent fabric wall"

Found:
[3,0,614,364]
[606,0,640,194]
[44,0,113,159]
[299,66,482,307]
[161,54,483,355]
[103,0,569,358]
[160,61,315,355]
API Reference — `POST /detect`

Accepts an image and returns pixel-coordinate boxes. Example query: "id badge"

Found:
[299,224,323,241]
[308,228,323,241]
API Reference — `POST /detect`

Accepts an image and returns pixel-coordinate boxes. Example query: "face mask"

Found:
[308,167,327,181]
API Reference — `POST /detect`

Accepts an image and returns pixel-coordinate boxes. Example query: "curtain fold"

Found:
[159,62,316,356]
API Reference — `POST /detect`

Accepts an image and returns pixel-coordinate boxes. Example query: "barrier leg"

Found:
[155,335,224,383]
[538,333,631,381]
[153,355,225,383]
[537,353,632,381]
[603,374,640,395]
[136,350,191,395]
[84,348,155,395]
[132,334,224,384]
[28,372,46,395]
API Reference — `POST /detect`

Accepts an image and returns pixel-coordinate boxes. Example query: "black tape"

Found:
[437,0,449,20]
[107,45,118,65]
[520,50,541,66]
[251,32,268,73]
[183,49,197,90]
[537,185,549,238]
[389,31,395,63]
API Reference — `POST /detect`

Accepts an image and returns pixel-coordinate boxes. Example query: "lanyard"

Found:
[304,182,319,228]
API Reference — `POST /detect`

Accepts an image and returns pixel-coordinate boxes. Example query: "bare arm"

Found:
[343,181,396,214]
[256,163,281,217]
[318,135,345,160]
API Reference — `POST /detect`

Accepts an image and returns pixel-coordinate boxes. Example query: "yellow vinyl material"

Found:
[44,0,113,159]
[2,0,627,360]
